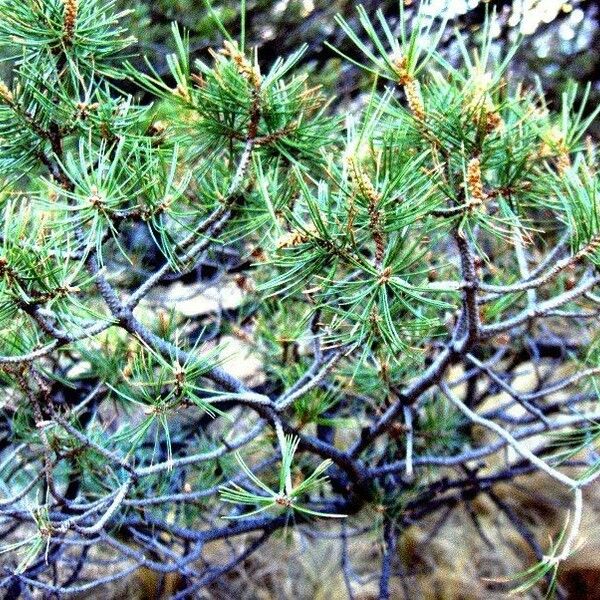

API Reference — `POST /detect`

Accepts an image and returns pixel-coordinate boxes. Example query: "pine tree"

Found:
[0,1,599,597]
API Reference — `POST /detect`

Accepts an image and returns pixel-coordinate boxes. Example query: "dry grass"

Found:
[76,473,600,599]
[11,362,599,599]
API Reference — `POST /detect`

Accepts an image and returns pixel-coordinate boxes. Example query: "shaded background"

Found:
[118,0,599,135]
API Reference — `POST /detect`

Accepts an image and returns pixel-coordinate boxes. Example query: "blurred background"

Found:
[119,0,600,135]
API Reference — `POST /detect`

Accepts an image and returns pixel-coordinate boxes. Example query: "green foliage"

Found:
[220,435,341,519]
[0,0,133,70]
[0,1,599,596]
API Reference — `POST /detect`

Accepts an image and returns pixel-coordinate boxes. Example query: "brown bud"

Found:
[76,102,99,119]
[234,273,255,293]
[88,185,104,207]
[147,121,166,137]
[391,55,412,86]
[220,41,262,88]
[466,157,486,206]
[556,150,571,176]
[251,246,267,262]
[404,79,425,122]
[347,156,380,204]
[276,230,309,249]
[0,80,13,104]
[63,0,78,42]
[485,110,503,133]
[378,267,392,284]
